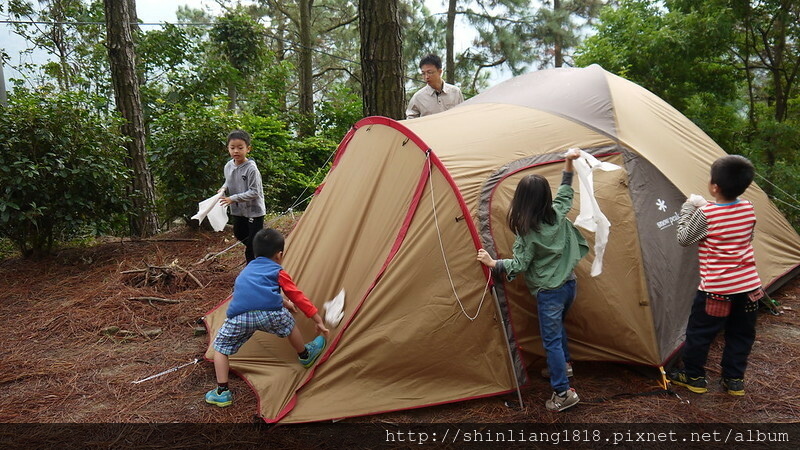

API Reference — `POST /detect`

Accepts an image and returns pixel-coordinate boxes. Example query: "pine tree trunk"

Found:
[298,0,315,136]
[554,0,563,68]
[275,11,289,113]
[359,0,405,119]
[0,63,7,106]
[445,0,457,84]
[104,0,159,237]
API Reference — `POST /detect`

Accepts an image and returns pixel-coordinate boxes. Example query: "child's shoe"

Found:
[205,387,232,407]
[721,377,745,396]
[299,335,326,368]
[545,388,579,412]
[541,362,574,379]
[667,369,708,394]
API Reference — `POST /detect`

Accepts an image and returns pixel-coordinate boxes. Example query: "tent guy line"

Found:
[428,152,491,322]
[754,172,800,211]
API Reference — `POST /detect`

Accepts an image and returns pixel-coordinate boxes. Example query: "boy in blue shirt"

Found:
[205,228,329,407]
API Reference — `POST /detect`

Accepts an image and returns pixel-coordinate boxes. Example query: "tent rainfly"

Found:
[204,64,800,423]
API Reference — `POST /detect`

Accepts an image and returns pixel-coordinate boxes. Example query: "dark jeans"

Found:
[682,290,758,379]
[232,215,264,263]
[537,279,576,393]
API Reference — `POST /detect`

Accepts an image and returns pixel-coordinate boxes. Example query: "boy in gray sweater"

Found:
[219,130,266,263]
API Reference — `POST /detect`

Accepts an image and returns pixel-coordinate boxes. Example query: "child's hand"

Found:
[687,194,708,208]
[316,321,330,338]
[311,314,330,337]
[219,196,234,206]
[564,148,581,160]
[283,299,298,313]
[477,249,496,268]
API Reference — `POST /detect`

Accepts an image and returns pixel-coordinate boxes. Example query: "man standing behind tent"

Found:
[405,54,464,119]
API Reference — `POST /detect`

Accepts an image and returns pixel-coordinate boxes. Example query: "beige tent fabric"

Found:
[285,149,516,422]
[205,125,438,420]
[486,155,658,366]
[405,103,617,208]
[208,121,518,422]
[606,70,800,288]
[204,65,800,424]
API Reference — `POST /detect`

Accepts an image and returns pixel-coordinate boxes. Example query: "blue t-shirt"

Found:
[226,257,284,318]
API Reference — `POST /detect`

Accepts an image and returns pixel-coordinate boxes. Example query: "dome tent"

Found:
[203,64,800,423]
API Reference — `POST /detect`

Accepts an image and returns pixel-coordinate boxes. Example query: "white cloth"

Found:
[191,192,228,232]
[688,194,708,208]
[569,148,622,277]
[324,289,345,328]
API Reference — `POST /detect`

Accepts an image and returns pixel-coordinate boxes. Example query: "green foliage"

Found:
[575,0,740,111]
[138,10,292,121]
[0,238,19,260]
[148,102,241,224]
[257,0,361,121]
[738,115,800,228]
[208,8,289,113]
[210,10,270,79]
[575,0,800,232]
[314,85,363,142]
[149,103,338,224]
[401,0,446,81]
[7,0,108,94]
[239,114,296,209]
[682,92,748,154]
[0,87,131,257]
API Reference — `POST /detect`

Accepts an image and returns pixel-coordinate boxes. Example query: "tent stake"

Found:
[491,285,524,409]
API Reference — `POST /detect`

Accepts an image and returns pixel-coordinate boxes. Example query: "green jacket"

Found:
[497,181,589,295]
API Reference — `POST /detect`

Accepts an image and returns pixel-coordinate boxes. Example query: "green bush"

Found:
[0,88,131,257]
[739,117,800,233]
[242,115,336,212]
[148,102,241,225]
[149,103,339,224]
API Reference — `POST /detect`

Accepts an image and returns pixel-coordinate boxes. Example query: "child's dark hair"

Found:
[253,228,284,259]
[710,155,755,199]
[227,129,251,146]
[419,54,442,70]
[507,174,556,235]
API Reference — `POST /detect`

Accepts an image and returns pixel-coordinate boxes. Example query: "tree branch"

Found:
[312,66,356,80]
[323,15,357,33]
[457,9,532,25]
[471,57,506,92]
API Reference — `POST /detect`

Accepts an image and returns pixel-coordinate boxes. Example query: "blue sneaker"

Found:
[205,388,232,407]
[299,335,326,368]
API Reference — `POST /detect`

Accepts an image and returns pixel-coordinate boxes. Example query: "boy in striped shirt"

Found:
[668,155,762,396]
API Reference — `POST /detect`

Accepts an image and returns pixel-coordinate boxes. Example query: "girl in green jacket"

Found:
[477,149,588,412]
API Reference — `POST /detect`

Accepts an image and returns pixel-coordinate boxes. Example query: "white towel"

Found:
[687,194,708,208]
[324,289,345,328]
[569,148,622,276]
[190,192,228,232]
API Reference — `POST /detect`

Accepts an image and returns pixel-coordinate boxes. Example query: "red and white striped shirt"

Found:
[691,201,761,294]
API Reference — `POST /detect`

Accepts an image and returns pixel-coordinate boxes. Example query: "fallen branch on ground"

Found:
[194,241,241,265]
[128,296,182,304]
[120,261,204,290]
[144,238,199,242]
[174,264,204,288]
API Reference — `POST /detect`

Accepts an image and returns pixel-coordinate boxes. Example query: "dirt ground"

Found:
[1,223,798,429]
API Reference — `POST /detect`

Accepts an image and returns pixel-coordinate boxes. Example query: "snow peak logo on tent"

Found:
[655,199,680,230]
[657,212,680,230]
